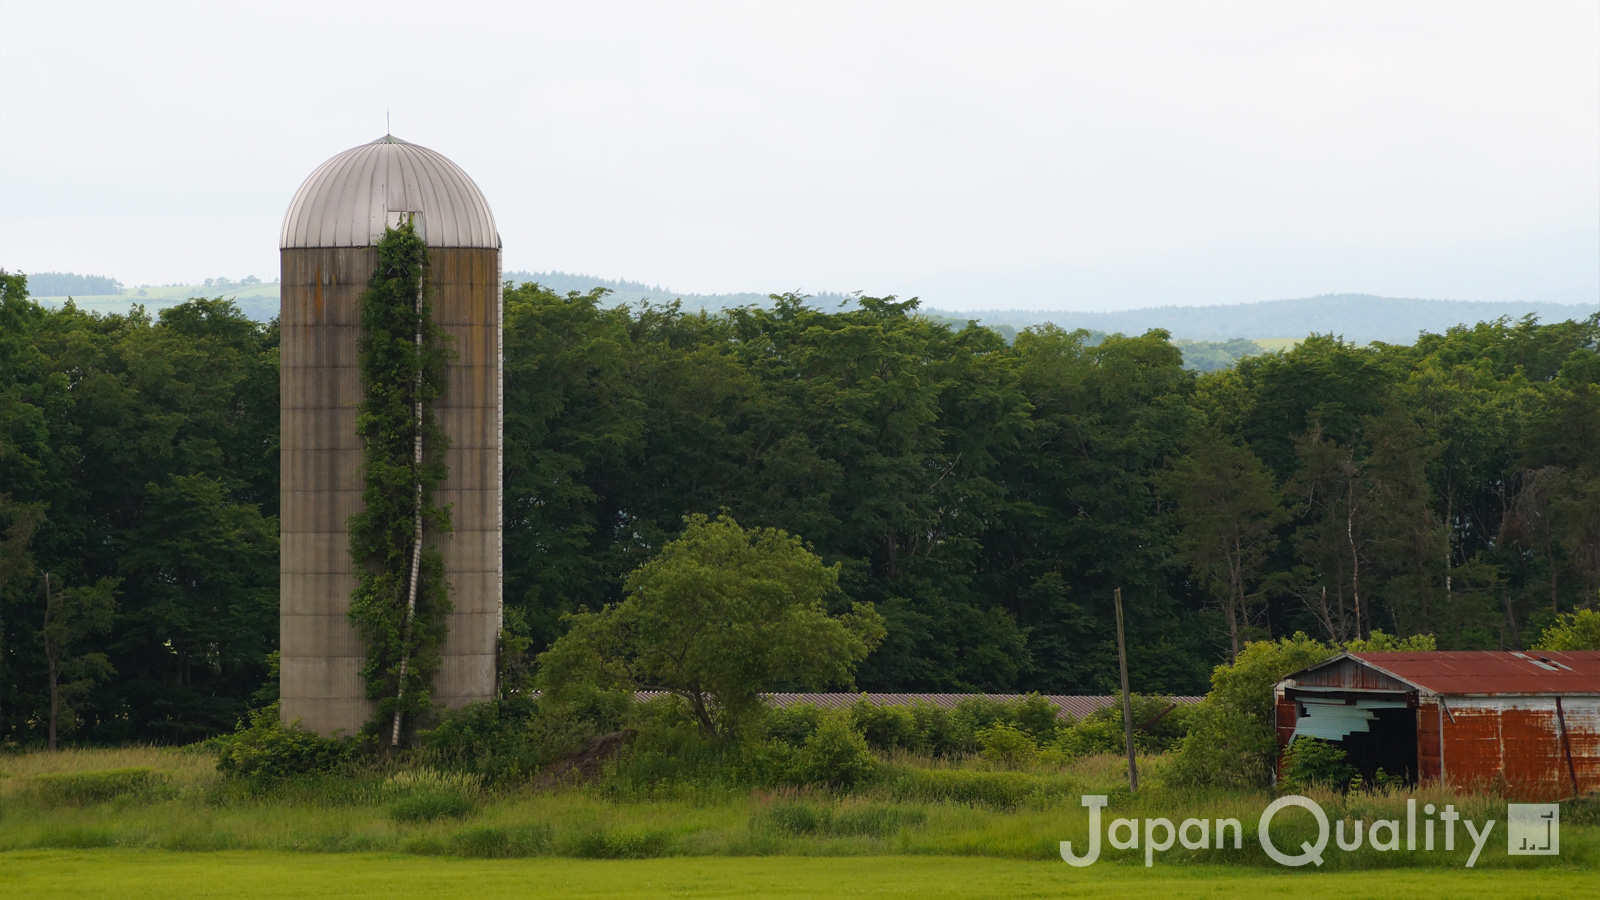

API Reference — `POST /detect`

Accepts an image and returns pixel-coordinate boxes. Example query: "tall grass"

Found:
[0,746,1592,870]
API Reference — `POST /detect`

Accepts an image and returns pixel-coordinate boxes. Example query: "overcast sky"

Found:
[2,1,1596,310]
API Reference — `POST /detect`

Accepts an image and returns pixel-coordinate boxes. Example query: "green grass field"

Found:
[3,851,1595,900]
[2,746,1595,880]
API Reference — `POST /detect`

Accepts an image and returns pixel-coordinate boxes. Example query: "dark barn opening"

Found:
[1289,692,1418,787]
[1337,705,1417,785]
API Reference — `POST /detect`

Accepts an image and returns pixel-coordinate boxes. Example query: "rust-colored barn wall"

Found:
[1416,698,1442,783]
[1273,693,1297,778]
[1439,697,1599,801]
[280,246,500,737]
[1562,698,1600,797]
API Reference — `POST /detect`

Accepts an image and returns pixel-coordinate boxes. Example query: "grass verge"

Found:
[2,851,1595,900]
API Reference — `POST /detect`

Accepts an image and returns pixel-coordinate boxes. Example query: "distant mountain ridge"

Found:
[29,269,1595,346]
[938,294,1597,343]
[504,270,856,311]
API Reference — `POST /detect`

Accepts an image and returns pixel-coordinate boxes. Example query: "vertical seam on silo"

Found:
[404,148,441,246]
[387,147,412,232]
[311,151,347,247]
[354,146,381,247]
[285,152,339,247]
[349,146,378,245]
[318,148,362,248]
[422,147,464,247]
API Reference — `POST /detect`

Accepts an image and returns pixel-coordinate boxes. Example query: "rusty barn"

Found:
[1275,651,1600,800]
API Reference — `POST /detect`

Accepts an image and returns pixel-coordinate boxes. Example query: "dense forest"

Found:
[1,268,1597,745]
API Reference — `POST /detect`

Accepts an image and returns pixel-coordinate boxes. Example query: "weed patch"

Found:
[23,768,166,806]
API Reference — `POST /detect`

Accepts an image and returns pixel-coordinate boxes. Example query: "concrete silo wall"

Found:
[427,247,502,708]
[280,246,501,737]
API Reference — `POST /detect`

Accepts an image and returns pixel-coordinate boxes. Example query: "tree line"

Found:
[17,272,125,297]
[1,268,1596,745]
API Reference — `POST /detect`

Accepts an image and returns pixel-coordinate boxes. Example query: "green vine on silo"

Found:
[347,220,453,746]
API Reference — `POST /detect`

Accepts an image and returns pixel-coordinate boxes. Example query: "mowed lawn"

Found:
[2,851,1594,900]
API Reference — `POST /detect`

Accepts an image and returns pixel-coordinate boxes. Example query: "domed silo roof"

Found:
[280,135,499,249]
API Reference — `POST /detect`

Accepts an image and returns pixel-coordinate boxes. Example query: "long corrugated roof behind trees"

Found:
[737,693,1200,719]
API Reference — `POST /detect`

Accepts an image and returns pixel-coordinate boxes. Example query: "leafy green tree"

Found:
[39,573,118,750]
[1287,425,1380,642]
[1003,326,1207,693]
[1228,335,1397,480]
[537,514,885,736]
[502,283,644,651]
[1531,607,1600,651]
[0,495,45,728]
[1343,628,1436,653]
[1168,633,1332,788]
[1,294,279,743]
[1164,428,1285,659]
[1361,404,1453,640]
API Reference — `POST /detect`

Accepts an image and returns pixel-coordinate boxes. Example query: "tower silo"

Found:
[279,135,502,737]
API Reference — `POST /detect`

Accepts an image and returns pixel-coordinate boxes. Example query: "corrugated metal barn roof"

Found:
[281,135,499,250]
[1333,651,1600,695]
[629,691,1202,719]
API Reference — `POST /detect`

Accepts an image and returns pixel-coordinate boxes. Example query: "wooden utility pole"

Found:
[1114,587,1137,792]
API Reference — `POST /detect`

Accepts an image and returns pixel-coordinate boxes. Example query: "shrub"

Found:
[417,699,529,777]
[600,721,735,795]
[1051,694,1194,758]
[739,739,800,788]
[1167,633,1333,788]
[418,695,607,784]
[905,702,966,756]
[974,722,1037,769]
[25,768,165,806]
[849,699,917,752]
[793,713,878,788]
[1051,718,1127,758]
[209,705,358,780]
[1010,693,1065,742]
[763,703,824,746]
[950,697,1010,736]
[1280,738,1355,791]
